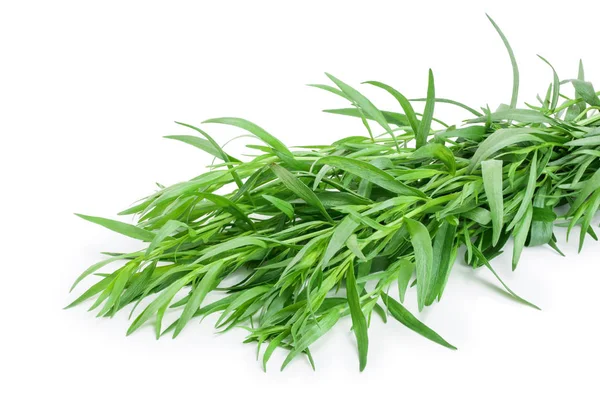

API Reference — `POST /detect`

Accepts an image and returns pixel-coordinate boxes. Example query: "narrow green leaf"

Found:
[473,247,540,310]
[565,136,600,147]
[481,160,504,246]
[427,221,457,305]
[578,59,585,80]
[127,269,201,335]
[372,303,387,324]
[569,79,600,107]
[346,263,369,371]
[507,151,537,231]
[466,109,553,124]
[65,272,117,309]
[346,234,366,261]
[487,14,519,109]
[409,97,483,117]
[263,331,288,372]
[463,207,492,226]
[363,81,420,135]
[468,128,544,170]
[164,134,239,162]
[410,142,456,174]
[529,182,553,246]
[280,235,325,279]
[174,261,227,337]
[98,261,138,316]
[381,293,456,350]
[437,244,458,302]
[119,262,157,308]
[418,69,436,148]
[325,73,399,149]
[537,55,560,111]
[281,308,341,370]
[75,214,155,242]
[173,122,245,194]
[262,194,294,220]
[70,252,140,292]
[198,237,267,263]
[146,220,190,257]
[201,192,255,230]
[512,203,533,270]
[570,168,600,215]
[322,108,410,127]
[396,259,415,303]
[322,216,360,268]
[579,190,600,253]
[216,285,271,328]
[202,117,295,160]
[436,125,487,141]
[270,163,333,223]
[404,218,433,311]
[532,207,557,223]
[308,83,347,99]
[317,156,426,198]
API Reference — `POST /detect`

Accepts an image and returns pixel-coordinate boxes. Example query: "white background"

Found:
[2,1,599,399]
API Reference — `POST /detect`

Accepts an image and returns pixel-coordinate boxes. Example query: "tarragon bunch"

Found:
[67,15,600,371]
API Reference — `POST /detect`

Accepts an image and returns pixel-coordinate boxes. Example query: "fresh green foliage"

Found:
[68,16,600,372]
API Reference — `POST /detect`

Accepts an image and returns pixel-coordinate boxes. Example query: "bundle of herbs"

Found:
[67,16,600,371]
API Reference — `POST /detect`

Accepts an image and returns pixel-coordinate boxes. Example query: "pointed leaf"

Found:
[164,134,238,162]
[427,221,457,305]
[322,216,360,268]
[146,220,190,256]
[262,194,294,220]
[346,263,369,371]
[487,14,519,109]
[396,260,415,303]
[404,218,433,311]
[410,142,456,174]
[325,73,399,149]
[381,293,456,350]
[75,214,155,242]
[317,156,426,197]
[512,203,533,270]
[323,107,409,127]
[507,151,537,231]
[281,308,341,370]
[174,261,227,337]
[481,160,504,246]
[418,69,436,148]
[270,163,333,223]
[363,81,420,135]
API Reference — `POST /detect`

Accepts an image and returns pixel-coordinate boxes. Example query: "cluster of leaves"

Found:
[67,16,600,371]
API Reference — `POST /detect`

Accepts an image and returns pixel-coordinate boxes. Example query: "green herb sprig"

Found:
[67,15,600,371]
